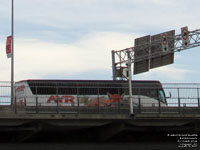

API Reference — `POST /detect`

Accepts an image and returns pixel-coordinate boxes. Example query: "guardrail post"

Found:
[158,89,161,114]
[178,88,180,113]
[14,85,17,114]
[36,86,38,114]
[138,88,141,114]
[77,88,80,114]
[158,98,161,114]
[118,88,121,114]
[98,88,100,114]
[56,85,59,114]
[197,88,200,113]
[138,96,141,114]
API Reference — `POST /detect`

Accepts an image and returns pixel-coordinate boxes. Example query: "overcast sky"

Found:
[0,0,200,83]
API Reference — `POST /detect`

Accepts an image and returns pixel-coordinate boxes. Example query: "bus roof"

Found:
[16,79,162,88]
[17,79,161,83]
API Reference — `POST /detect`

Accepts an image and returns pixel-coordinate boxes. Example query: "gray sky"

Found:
[0,0,200,83]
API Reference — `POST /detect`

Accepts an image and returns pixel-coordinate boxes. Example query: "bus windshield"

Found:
[159,90,166,103]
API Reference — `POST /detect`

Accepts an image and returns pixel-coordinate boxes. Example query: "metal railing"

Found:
[0,82,200,114]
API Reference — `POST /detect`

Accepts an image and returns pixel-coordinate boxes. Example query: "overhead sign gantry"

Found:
[112,27,200,80]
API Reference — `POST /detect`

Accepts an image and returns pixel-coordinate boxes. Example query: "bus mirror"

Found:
[166,92,171,99]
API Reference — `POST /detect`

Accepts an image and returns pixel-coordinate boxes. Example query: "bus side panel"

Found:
[35,94,124,107]
[15,90,167,107]
[15,82,34,106]
[132,95,167,107]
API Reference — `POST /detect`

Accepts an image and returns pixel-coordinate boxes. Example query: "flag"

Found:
[6,36,12,58]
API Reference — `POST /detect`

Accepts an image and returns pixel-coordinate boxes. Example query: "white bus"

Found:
[14,80,167,108]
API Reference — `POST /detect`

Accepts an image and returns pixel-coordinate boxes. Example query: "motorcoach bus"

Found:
[14,80,167,107]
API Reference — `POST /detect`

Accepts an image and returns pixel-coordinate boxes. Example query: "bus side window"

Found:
[149,90,158,99]
[132,88,139,95]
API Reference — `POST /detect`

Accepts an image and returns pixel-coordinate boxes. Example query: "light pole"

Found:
[11,0,14,107]
[127,51,134,115]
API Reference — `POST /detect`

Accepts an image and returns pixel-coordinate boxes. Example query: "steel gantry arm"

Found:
[175,29,200,52]
[112,28,200,80]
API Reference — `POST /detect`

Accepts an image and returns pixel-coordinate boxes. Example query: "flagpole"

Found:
[11,0,14,107]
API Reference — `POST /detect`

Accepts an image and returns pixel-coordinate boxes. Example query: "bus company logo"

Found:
[47,96,74,105]
[87,93,125,106]
[16,85,25,92]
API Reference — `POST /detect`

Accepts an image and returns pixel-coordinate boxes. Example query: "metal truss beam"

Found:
[112,29,200,80]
